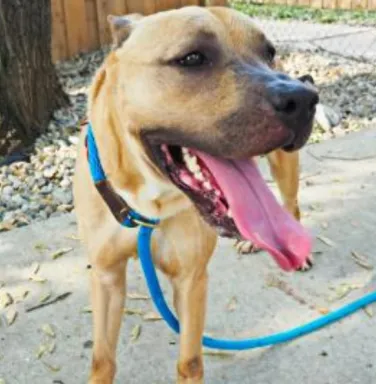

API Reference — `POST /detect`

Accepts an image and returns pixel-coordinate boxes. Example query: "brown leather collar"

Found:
[83,120,157,228]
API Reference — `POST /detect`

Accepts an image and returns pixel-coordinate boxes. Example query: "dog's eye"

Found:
[176,51,208,67]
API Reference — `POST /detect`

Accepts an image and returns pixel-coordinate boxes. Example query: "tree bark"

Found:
[0,0,69,158]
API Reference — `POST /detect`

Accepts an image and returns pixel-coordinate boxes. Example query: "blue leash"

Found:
[139,225,376,350]
[87,123,376,351]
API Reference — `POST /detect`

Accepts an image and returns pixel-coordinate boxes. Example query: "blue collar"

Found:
[85,123,159,228]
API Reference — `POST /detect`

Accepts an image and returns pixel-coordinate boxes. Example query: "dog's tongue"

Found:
[192,151,312,271]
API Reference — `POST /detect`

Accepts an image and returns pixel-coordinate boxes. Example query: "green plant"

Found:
[231,1,376,25]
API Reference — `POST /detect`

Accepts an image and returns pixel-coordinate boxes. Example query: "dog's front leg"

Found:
[172,268,208,384]
[89,259,127,384]
[266,149,301,221]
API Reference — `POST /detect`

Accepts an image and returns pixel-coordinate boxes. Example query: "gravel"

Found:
[0,46,375,232]
[280,48,376,141]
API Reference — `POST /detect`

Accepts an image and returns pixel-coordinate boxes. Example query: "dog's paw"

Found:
[297,253,314,272]
[234,239,261,254]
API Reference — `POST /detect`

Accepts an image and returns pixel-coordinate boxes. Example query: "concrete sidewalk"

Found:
[1,127,376,384]
[252,18,376,61]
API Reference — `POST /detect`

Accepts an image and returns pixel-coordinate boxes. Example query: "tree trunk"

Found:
[0,0,69,158]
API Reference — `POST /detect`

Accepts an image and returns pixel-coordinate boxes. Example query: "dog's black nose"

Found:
[267,79,319,129]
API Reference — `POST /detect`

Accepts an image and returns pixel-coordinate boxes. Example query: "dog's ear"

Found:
[107,14,143,48]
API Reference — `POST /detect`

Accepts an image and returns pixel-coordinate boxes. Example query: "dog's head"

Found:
[89,7,318,271]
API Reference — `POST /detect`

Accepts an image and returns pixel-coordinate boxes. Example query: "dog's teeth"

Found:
[194,171,204,181]
[183,151,199,172]
[185,155,199,173]
[215,190,221,197]
[203,181,212,190]
[227,209,233,218]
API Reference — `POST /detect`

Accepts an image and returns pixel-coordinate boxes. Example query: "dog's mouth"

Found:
[150,144,312,272]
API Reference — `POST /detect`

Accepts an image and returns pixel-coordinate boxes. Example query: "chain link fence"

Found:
[232,1,376,61]
[231,1,376,140]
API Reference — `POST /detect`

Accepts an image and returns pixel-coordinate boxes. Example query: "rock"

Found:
[11,195,26,208]
[57,204,73,213]
[40,185,53,195]
[315,104,332,131]
[68,135,79,144]
[324,105,341,127]
[60,178,71,189]
[314,103,341,131]
[38,211,48,220]
[24,176,35,185]
[43,167,58,179]
[8,175,22,189]
[52,189,73,205]
[2,211,16,223]
[2,186,13,197]
[45,206,54,216]
[29,202,43,212]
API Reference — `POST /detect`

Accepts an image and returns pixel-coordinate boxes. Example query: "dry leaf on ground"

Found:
[130,324,142,342]
[317,307,330,315]
[42,361,61,373]
[40,292,52,303]
[51,247,73,260]
[143,311,162,321]
[328,283,362,302]
[41,324,56,338]
[127,293,150,300]
[317,235,336,247]
[226,296,238,312]
[351,251,374,270]
[0,292,13,309]
[36,344,48,359]
[29,275,47,284]
[364,306,374,318]
[5,309,17,326]
[65,234,80,240]
[14,288,30,303]
[34,243,48,251]
[124,308,144,316]
[203,351,234,359]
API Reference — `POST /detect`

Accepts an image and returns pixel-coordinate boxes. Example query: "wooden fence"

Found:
[51,0,228,62]
[51,0,375,62]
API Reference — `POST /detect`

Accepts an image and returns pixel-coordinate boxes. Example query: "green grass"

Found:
[231,1,376,25]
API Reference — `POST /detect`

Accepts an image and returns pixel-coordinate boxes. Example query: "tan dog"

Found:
[73,6,318,383]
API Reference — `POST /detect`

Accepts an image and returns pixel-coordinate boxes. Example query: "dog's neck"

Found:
[91,119,192,221]
[113,176,192,221]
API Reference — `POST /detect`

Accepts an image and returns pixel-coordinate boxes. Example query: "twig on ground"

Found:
[26,292,72,313]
